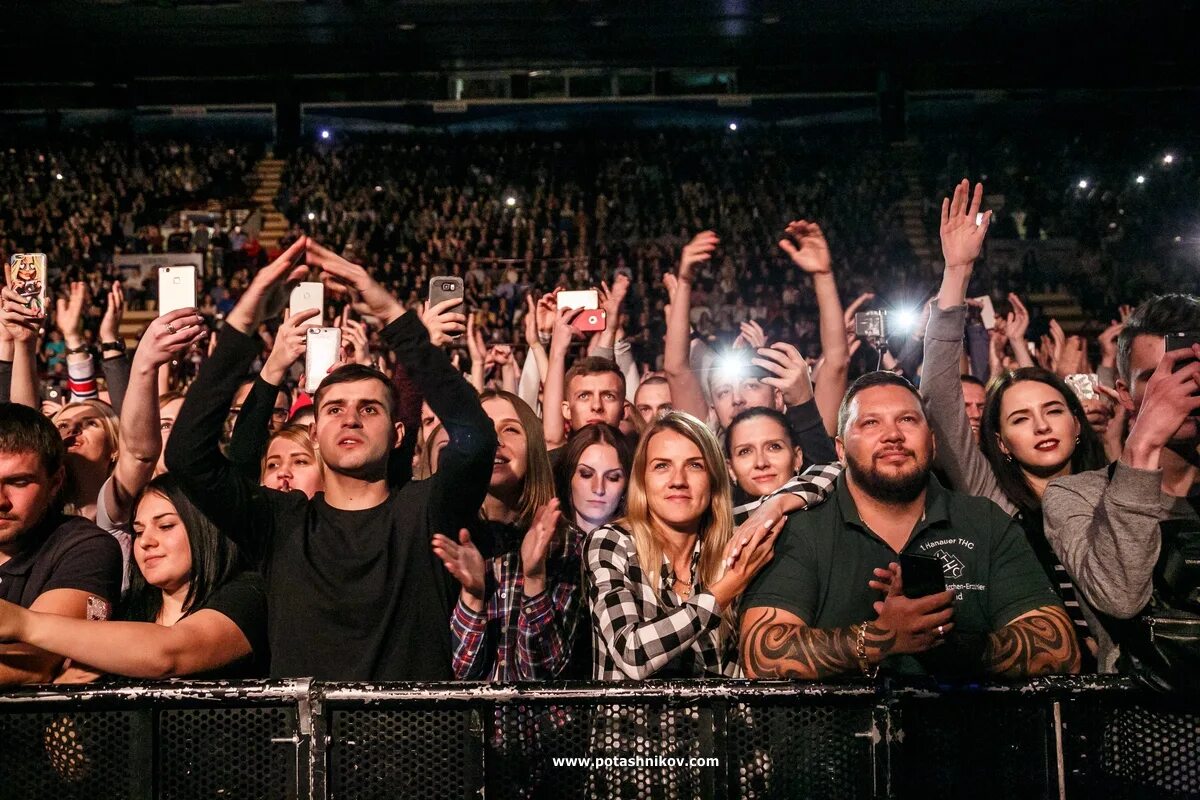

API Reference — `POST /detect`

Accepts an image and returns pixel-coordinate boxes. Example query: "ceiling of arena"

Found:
[0,1,1196,93]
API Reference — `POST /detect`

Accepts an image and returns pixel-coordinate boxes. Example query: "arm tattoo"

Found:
[983,605,1081,678]
[741,609,897,679]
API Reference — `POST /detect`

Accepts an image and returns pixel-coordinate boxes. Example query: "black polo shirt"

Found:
[0,512,122,610]
[742,474,1060,675]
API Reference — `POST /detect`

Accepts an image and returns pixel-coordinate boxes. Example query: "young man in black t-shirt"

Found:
[0,403,122,685]
[165,237,497,681]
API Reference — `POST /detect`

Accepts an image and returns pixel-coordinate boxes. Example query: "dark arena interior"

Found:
[0,2,1199,798]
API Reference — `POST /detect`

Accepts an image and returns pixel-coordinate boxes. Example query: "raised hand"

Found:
[263,308,319,384]
[534,291,559,339]
[227,236,309,333]
[599,273,631,322]
[523,295,541,348]
[549,305,583,353]
[421,298,467,347]
[132,308,208,372]
[733,320,767,351]
[432,529,487,612]
[940,179,992,270]
[1098,317,1124,369]
[54,281,88,347]
[520,499,563,596]
[1005,292,1031,343]
[778,220,832,275]
[753,342,814,407]
[99,281,125,345]
[306,238,403,327]
[340,313,374,367]
[842,292,876,335]
[678,230,720,283]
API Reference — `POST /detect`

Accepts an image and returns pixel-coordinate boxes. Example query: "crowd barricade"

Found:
[0,676,1198,799]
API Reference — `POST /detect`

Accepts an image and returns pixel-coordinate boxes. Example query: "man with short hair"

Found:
[0,403,122,685]
[633,375,673,422]
[960,374,987,443]
[562,356,625,432]
[165,237,496,681]
[1045,294,1200,674]
[740,371,1079,680]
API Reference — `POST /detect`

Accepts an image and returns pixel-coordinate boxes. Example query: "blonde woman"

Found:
[586,410,798,682]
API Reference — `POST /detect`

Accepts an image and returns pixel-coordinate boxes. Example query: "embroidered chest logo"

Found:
[933,549,965,579]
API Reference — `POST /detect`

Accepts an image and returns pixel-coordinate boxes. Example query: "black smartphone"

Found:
[899,553,947,599]
[1165,332,1200,370]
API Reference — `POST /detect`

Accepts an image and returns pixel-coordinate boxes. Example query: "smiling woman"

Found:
[0,475,267,680]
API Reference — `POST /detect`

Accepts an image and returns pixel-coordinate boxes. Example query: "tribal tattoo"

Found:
[982,605,1081,678]
[740,608,897,679]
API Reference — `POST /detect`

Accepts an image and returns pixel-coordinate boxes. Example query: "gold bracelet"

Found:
[855,623,879,679]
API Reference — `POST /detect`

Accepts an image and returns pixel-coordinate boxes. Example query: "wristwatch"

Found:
[100,340,127,354]
[65,344,91,356]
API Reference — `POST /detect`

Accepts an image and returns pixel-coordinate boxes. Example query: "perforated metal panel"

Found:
[893,696,1052,800]
[0,710,143,800]
[329,706,477,800]
[1063,696,1200,799]
[583,701,715,800]
[727,700,875,800]
[158,706,295,799]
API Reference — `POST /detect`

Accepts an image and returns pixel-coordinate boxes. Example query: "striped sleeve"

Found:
[732,461,843,520]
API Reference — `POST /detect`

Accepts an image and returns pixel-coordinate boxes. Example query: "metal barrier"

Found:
[0,677,1197,799]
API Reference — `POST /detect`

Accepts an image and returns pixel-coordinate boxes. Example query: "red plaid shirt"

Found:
[450,524,587,681]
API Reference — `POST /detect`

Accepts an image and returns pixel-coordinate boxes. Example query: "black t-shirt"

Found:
[743,474,1061,675]
[189,571,269,679]
[0,512,122,610]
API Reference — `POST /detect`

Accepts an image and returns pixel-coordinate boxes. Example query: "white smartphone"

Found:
[158,266,196,315]
[973,295,997,330]
[305,327,342,393]
[557,289,599,311]
[289,282,324,326]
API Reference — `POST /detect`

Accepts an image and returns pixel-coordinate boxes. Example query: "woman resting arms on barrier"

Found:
[0,475,267,680]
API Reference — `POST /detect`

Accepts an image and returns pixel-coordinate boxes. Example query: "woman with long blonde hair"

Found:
[586,410,784,681]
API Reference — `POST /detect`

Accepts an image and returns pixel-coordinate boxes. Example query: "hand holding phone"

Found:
[899,554,948,599]
[7,253,47,314]
[289,282,324,326]
[571,308,607,333]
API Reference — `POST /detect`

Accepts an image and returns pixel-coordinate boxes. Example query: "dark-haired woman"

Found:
[724,406,843,526]
[432,390,580,680]
[0,475,267,679]
[922,180,1108,668]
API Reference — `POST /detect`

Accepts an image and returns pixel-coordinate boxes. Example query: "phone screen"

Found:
[899,554,947,599]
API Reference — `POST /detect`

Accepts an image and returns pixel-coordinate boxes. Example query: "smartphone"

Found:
[557,289,599,311]
[899,553,947,599]
[8,253,47,314]
[305,327,342,393]
[973,296,997,330]
[1166,332,1200,364]
[1064,373,1099,402]
[854,310,887,340]
[428,275,464,309]
[572,308,607,333]
[158,266,196,315]
[289,282,324,326]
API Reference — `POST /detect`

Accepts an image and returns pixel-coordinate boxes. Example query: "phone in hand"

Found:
[158,266,196,315]
[899,553,947,599]
[571,308,607,333]
[289,282,324,326]
[1166,332,1200,368]
[973,296,997,330]
[557,289,599,311]
[1064,373,1099,402]
[428,276,464,339]
[8,253,47,314]
[305,327,342,393]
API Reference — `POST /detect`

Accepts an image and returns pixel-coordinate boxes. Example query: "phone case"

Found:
[900,554,947,599]
[557,289,599,311]
[428,276,464,308]
[289,282,324,325]
[8,253,47,314]
[158,266,197,315]
[571,308,607,332]
[305,327,342,393]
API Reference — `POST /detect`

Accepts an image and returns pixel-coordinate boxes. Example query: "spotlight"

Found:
[374,185,383,192]
[1164,154,1175,165]
[307,212,316,221]
[1136,175,1146,184]
[729,122,738,131]
[1077,179,1089,189]
[1175,236,1183,243]
[320,129,331,141]
[505,196,517,207]
[55,173,63,181]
